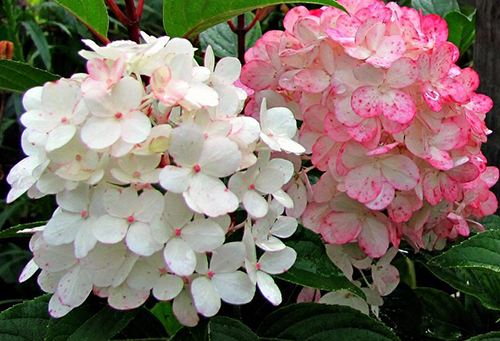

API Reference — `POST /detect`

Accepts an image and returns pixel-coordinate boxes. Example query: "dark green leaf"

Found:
[467,332,500,340]
[171,317,258,341]
[0,221,46,239]
[51,0,109,38]
[22,21,52,71]
[278,227,364,298]
[430,230,500,272]
[479,215,500,231]
[0,243,32,284]
[414,288,469,340]
[45,304,139,341]
[444,11,475,55]
[426,263,500,311]
[150,302,182,336]
[163,0,345,38]
[200,12,262,58]
[0,295,51,341]
[257,303,400,340]
[0,60,59,93]
[411,0,459,16]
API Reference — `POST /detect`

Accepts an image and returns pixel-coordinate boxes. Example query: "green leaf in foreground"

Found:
[411,0,459,16]
[45,303,140,341]
[479,215,500,230]
[430,230,500,272]
[278,226,364,298]
[0,60,59,93]
[467,332,500,340]
[200,12,262,58]
[414,288,469,340]
[0,221,46,239]
[150,301,182,336]
[51,0,109,38]
[163,0,345,38]
[257,303,400,340]
[0,295,51,341]
[444,11,475,55]
[425,263,500,311]
[171,317,258,341]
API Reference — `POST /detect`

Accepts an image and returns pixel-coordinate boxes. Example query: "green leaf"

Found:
[467,332,500,340]
[444,11,475,55]
[430,230,500,272]
[0,295,51,341]
[0,60,59,93]
[278,226,364,298]
[0,221,46,239]
[163,0,345,38]
[200,12,262,58]
[411,0,459,16]
[257,303,400,340]
[22,21,52,71]
[479,215,500,230]
[51,0,109,38]
[150,302,182,336]
[45,304,140,341]
[0,243,32,284]
[426,263,500,311]
[171,317,259,341]
[414,288,470,340]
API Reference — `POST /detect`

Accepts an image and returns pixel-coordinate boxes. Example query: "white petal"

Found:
[272,189,294,208]
[108,283,150,310]
[319,290,369,315]
[243,190,269,218]
[126,222,163,256]
[57,266,92,307]
[159,166,193,193]
[126,260,160,290]
[212,271,255,304]
[163,192,193,227]
[188,173,239,217]
[169,124,204,166]
[173,289,199,327]
[92,215,128,244]
[182,219,225,253]
[271,216,297,238]
[121,112,151,144]
[81,117,121,149]
[38,270,64,293]
[256,271,282,305]
[164,238,196,276]
[210,242,246,273]
[153,274,184,301]
[259,247,297,274]
[56,186,89,213]
[191,277,221,317]
[19,258,39,283]
[103,187,138,218]
[74,218,98,258]
[198,137,242,177]
[255,168,286,194]
[46,125,76,152]
[43,210,82,245]
[134,190,164,222]
[268,159,294,183]
[49,293,73,318]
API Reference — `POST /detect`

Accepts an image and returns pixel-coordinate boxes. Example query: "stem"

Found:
[124,0,140,43]
[3,0,24,62]
[105,0,131,26]
[88,26,111,45]
[236,14,246,64]
[245,9,262,32]
[136,0,145,20]
[227,20,237,32]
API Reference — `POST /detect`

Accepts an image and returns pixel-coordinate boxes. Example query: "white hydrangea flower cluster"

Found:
[10,33,305,326]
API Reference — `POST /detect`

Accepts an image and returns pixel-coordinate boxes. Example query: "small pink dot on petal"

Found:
[175,229,182,236]
[115,112,123,119]
[207,271,215,278]
[133,171,141,178]
[256,263,261,270]
[193,165,201,173]
[249,184,256,190]
[61,117,67,123]
[81,210,88,218]
[127,216,135,223]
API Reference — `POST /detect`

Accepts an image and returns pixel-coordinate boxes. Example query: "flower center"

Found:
[207,271,215,278]
[115,112,123,119]
[175,228,182,236]
[132,171,141,178]
[193,165,201,173]
[75,154,82,161]
[61,117,68,123]
[256,263,261,270]
[127,215,135,223]
[249,184,256,190]
[81,210,88,218]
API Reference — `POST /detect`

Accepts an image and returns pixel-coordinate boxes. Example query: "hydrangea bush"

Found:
[2,0,500,338]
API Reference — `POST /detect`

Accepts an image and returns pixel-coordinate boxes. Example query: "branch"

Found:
[104,0,131,26]
[136,0,145,20]
[88,25,111,45]
[124,0,140,43]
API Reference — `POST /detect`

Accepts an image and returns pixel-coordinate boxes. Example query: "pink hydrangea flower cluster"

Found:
[9,33,305,326]
[240,0,498,273]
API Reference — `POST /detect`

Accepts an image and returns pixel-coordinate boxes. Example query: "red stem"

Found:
[124,0,140,43]
[136,0,145,20]
[245,9,262,31]
[227,20,237,32]
[236,14,246,64]
[88,25,111,45]
[104,0,131,26]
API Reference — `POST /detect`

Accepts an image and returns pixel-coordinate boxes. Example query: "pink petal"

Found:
[358,214,390,258]
[240,60,277,91]
[386,57,419,89]
[351,86,382,118]
[321,211,363,244]
[367,35,405,68]
[345,164,383,203]
[294,69,331,93]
